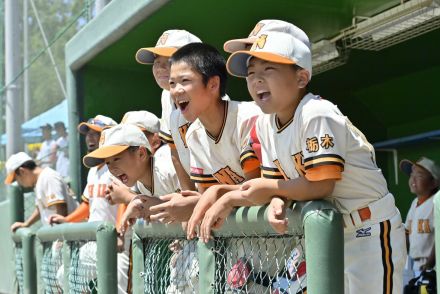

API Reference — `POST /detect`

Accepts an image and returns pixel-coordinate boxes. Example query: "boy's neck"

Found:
[417,194,433,206]
[32,167,43,187]
[277,90,307,127]
[139,156,153,190]
[199,99,226,138]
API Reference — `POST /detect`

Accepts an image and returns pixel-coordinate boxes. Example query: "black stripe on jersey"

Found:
[240,150,258,165]
[159,131,173,144]
[275,114,294,133]
[380,220,394,294]
[261,166,284,179]
[190,173,218,183]
[304,154,345,170]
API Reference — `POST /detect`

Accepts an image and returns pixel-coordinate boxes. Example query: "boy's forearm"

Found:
[25,208,41,226]
[223,189,256,207]
[276,177,335,201]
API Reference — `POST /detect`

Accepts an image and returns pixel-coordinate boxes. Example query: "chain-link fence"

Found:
[12,227,37,294]
[39,240,100,293]
[133,202,343,294]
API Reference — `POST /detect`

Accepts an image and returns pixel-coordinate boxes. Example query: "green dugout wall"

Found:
[66,0,440,217]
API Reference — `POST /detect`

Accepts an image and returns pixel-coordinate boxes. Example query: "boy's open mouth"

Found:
[178,99,190,112]
[257,90,270,101]
[116,173,129,184]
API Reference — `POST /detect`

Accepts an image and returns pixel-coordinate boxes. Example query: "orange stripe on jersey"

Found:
[242,157,260,174]
[240,150,258,166]
[303,154,345,170]
[159,131,173,144]
[197,182,218,188]
[261,166,284,179]
[305,165,342,181]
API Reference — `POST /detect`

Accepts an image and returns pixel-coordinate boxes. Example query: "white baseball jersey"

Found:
[37,139,55,168]
[82,164,118,223]
[159,90,176,144]
[169,108,192,175]
[135,144,180,196]
[168,95,232,175]
[55,136,69,179]
[35,167,78,225]
[405,196,435,259]
[186,100,261,188]
[256,93,389,215]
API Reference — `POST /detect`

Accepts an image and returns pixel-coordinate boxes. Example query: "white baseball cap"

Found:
[226,32,312,80]
[83,124,151,168]
[77,115,117,134]
[4,152,33,184]
[400,157,440,181]
[224,19,311,53]
[135,30,202,65]
[121,111,160,134]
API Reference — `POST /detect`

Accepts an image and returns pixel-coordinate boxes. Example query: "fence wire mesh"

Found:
[14,243,24,294]
[137,232,306,294]
[40,240,100,294]
[214,236,306,294]
[142,238,199,294]
[41,241,64,293]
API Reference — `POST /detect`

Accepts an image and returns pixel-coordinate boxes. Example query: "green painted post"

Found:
[132,232,144,294]
[21,228,37,294]
[197,240,216,294]
[302,201,344,294]
[96,223,117,294]
[9,184,24,225]
[433,191,440,289]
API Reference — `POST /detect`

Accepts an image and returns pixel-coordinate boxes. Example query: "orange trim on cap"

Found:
[83,145,129,168]
[77,122,103,134]
[135,47,177,64]
[4,172,15,184]
[305,165,342,182]
[227,50,295,78]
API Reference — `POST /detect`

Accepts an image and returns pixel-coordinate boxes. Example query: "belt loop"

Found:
[343,214,354,230]
[351,211,363,227]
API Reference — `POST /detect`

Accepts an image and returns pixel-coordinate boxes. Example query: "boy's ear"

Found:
[297,70,310,89]
[138,146,149,160]
[208,76,220,93]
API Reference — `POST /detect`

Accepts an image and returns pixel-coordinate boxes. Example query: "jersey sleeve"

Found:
[238,111,260,175]
[301,115,346,181]
[43,175,68,207]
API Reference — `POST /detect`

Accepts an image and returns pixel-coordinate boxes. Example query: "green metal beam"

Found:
[36,221,107,242]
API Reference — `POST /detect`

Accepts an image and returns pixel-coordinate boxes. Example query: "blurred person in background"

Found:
[52,121,70,180]
[36,123,55,168]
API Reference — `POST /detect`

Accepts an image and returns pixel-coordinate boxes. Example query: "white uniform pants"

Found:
[344,210,406,294]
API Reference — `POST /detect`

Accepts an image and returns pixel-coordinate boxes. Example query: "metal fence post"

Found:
[132,232,144,294]
[302,201,344,294]
[21,228,37,294]
[197,240,216,294]
[96,222,117,294]
[9,184,24,225]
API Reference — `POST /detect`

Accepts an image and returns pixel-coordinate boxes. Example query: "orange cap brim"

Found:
[83,145,129,168]
[77,122,103,134]
[226,50,295,78]
[4,172,15,184]
[135,47,178,64]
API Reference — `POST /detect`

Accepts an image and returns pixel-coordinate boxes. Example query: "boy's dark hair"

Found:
[170,43,227,98]
[15,160,37,175]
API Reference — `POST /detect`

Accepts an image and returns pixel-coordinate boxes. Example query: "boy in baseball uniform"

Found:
[218,30,406,294]
[400,157,438,275]
[135,30,202,191]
